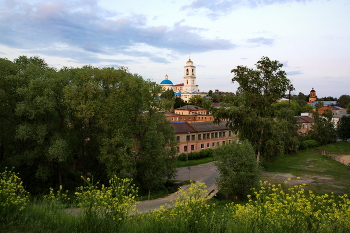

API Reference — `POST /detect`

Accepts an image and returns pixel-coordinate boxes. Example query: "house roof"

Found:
[171,122,197,134]
[164,112,181,117]
[296,116,314,124]
[175,105,204,111]
[171,121,229,134]
[189,121,228,132]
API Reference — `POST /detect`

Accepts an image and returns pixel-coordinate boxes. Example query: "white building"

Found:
[160,58,207,102]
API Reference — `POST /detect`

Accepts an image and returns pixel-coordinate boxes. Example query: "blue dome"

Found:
[174,92,181,97]
[160,79,173,85]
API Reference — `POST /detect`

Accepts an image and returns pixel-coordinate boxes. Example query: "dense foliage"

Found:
[213,57,299,162]
[0,56,177,193]
[214,141,261,199]
[337,115,350,141]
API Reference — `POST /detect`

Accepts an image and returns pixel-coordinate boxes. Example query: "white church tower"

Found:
[183,58,198,93]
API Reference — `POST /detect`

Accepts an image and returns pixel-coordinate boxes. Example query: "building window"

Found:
[184,146,188,152]
[198,134,201,140]
[201,144,204,149]
[212,142,215,147]
[176,117,178,121]
[186,135,190,141]
[219,132,222,138]
[177,136,180,141]
[203,134,206,140]
[211,133,214,138]
[215,132,218,138]
[229,131,232,136]
[207,133,210,139]
[223,132,226,137]
[191,145,195,150]
[222,141,225,145]
[207,143,210,148]
[191,135,195,141]
[217,142,220,146]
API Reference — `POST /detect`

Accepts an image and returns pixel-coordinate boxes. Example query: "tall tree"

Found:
[337,115,350,141]
[309,111,337,145]
[213,57,295,162]
[337,95,350,108]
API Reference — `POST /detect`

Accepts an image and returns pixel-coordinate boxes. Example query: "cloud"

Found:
[180,0,308,19]
[247,37,274,46]
[286,70,303,76]
[0,0,235,64]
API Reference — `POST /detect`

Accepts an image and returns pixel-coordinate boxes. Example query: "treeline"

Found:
[0,56,177,194]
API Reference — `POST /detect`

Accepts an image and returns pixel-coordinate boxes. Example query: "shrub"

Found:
[0,168,29,216]
[300,140,321,150]
[75,176,138,222]
[214,140,261,200]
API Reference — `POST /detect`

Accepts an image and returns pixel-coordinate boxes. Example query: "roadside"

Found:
[136,162,219,213]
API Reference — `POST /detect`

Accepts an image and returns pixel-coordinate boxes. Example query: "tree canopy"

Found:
[213,57,298,162]
[0,56,177,193]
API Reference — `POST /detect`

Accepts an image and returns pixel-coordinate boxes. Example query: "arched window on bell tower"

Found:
[192,69,194,75]
[186,69,189,75]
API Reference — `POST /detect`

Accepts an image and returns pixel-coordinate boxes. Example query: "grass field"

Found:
[263,141,350,195]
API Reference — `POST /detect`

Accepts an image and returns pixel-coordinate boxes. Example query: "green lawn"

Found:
[263,141,350,195]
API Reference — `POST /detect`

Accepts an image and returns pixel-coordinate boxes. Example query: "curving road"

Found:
[136,162,219,213]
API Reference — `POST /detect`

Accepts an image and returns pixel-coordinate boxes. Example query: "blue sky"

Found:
[1,0,349,98]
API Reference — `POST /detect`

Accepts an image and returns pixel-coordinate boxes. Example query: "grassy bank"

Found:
[1,142,350,232]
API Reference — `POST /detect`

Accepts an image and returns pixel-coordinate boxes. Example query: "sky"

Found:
[0,0,349,98]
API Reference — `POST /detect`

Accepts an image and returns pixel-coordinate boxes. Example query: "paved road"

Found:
[136,162,219,213]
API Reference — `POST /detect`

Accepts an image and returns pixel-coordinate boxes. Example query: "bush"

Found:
[0,168,29,216]
[300,140,321,150]
[178,149,213,161]
[214,140,261,200]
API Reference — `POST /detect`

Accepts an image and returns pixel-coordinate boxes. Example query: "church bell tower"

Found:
[183,58,197,92]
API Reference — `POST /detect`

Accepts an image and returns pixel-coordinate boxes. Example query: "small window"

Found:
[203,134,206,140]
[215,132,218,138]
[191,145,195,150]
[177,136,180,141]
[207,143,210,148]
[223,132,226,137]
[217,142,220,146]
[212,142,215,147]
[229,131,232,136]
[219,132,222,138]
[222,141,225,145]
[186,135,190,141]
[198,134,202,140]
[184,146,188,152]
[211,133,214,138]
[201,144,204,149]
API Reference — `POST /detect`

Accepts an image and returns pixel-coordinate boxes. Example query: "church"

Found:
[160,58,207,102]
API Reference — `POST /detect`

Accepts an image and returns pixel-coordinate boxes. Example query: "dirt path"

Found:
[136,162,219,213]
[333,155,350,166]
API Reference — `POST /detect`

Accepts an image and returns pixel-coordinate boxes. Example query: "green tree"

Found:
[188,95,212,109]
[159,89,175,112]
[347,103,350,114]
[214,140,261,200]
[337,95,350,108]
[337,115,350,141]
[213,57,295,162]
[308,111,337,145]
[174,96,187,109]
[315,101,324,111]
